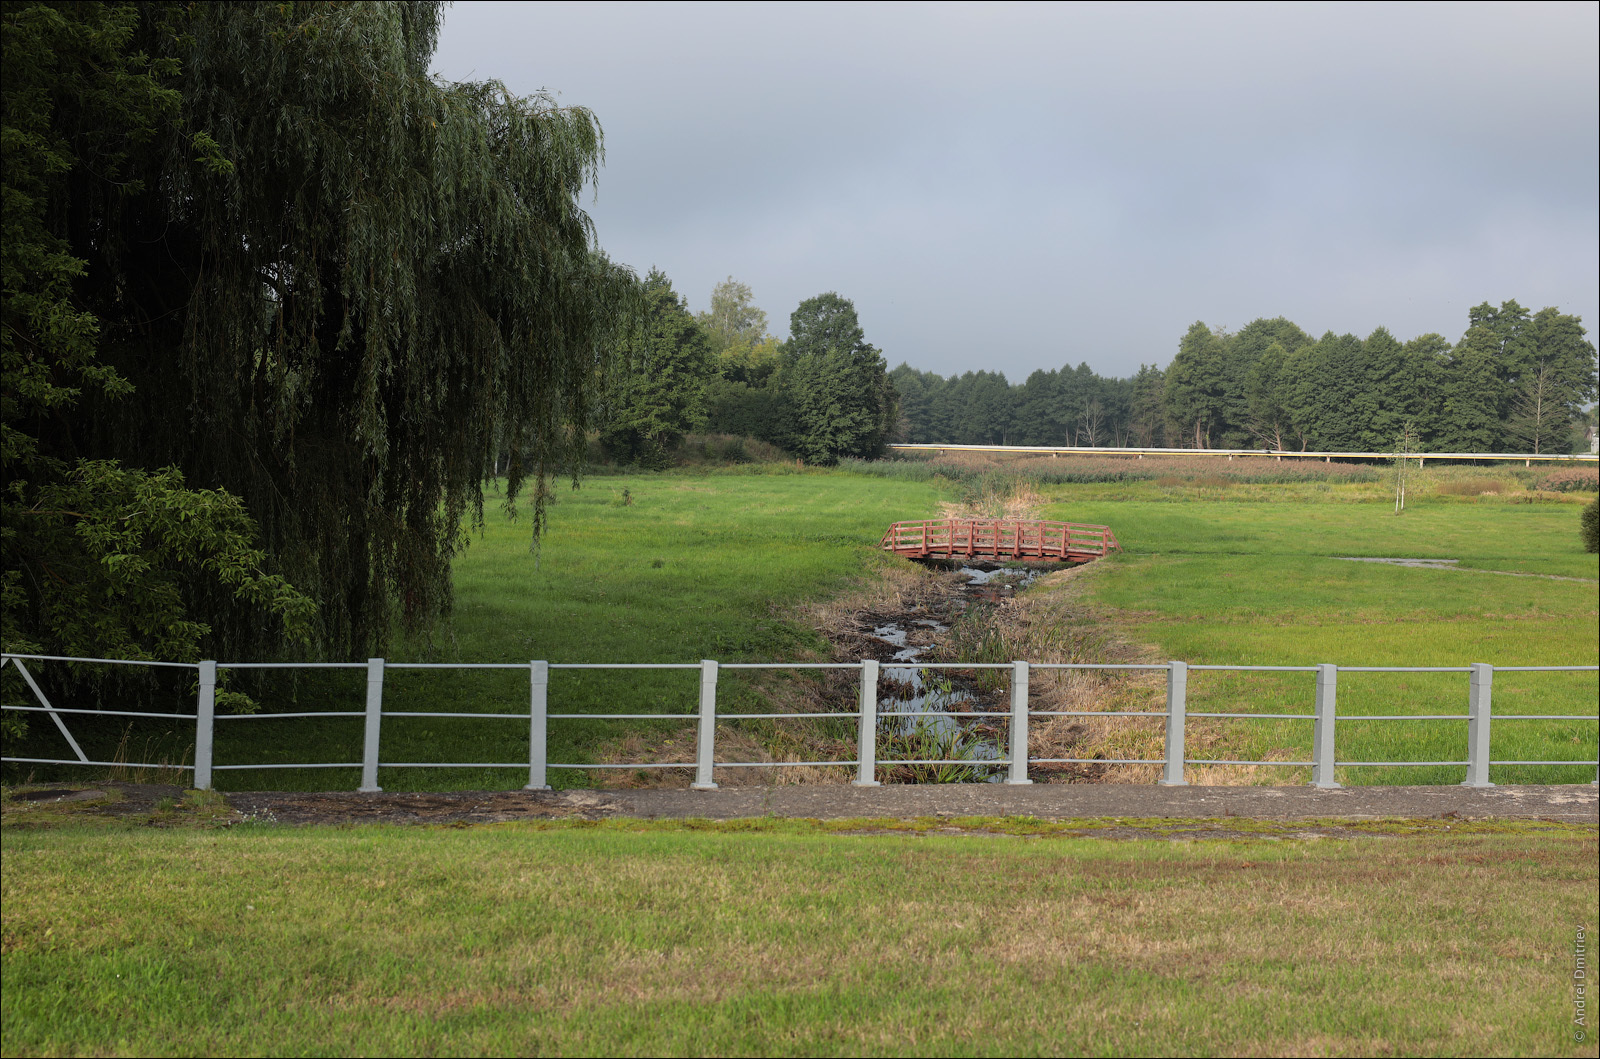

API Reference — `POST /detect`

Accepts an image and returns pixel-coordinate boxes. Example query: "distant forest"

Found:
[889,301,1597,454]
[610,275,1596,462]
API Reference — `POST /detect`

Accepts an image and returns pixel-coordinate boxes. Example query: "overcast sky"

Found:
[430,1,1599,381]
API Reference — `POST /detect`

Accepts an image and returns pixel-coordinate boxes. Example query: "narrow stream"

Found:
[866,565,1039,774]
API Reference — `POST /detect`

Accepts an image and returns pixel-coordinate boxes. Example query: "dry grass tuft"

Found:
[939,483,1045,521]
[102,724,193,787]
[963,570,1170,783]
[1436,479,1506,496]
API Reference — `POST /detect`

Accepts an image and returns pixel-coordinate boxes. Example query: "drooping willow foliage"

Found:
[19,1,639,658]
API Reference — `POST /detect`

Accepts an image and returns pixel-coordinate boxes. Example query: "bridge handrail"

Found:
[879,518,1121,556]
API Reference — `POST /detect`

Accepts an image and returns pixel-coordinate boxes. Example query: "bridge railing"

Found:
[880,518,1120,559]
[4,653,1594,791]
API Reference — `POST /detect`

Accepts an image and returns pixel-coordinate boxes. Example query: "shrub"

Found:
[1582,500,1599,554]
[1536,467,1599,493]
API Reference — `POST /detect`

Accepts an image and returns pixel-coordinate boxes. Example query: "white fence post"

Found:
[1311,663,1340,789]
[526,660,550,790]
[854,659,881,787]
[1161,661,1187,786]
[692,659,719,790]
[194,660,217,791]
[359,657,384,793]
[1007,660,1032,785]
[1462,663,1495,789]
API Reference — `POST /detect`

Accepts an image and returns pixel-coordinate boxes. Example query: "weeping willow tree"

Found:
[5,1,638,660]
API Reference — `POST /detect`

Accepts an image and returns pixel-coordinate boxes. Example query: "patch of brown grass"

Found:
[939,482,1046,520]
[1436,478,1506,496]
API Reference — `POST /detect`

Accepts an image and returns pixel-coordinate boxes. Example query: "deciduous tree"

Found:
[3,1,312,662]
[5,1,639,659]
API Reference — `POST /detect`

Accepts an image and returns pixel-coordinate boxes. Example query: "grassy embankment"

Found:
[3,469,940,791]
[2,812,1594,1057]
[3,456,1595,789]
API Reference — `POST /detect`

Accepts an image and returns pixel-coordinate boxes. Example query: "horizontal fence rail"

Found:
[888,443,1599,467]
[3,654,1596,791]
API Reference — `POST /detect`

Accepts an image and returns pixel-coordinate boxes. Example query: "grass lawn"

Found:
[2,816,1594,1057]
[1044,494,1598,786]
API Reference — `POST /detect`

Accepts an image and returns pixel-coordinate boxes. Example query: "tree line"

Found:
[891,304,1596,453]
[596,273,897,468]
[3,0,1593,674]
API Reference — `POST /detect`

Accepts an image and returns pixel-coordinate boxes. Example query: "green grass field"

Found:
[2,815,1594,1058]
[4,464,1597,1058]
[1044,496,1598,786]
[3,463,1595,790]
[4,469,940,791]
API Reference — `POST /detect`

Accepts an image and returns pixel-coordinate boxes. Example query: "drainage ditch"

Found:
[849,563,1040,780]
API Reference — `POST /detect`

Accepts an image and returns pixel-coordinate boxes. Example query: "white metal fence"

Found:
[3,653,1596,790]
[888,443,1599,466]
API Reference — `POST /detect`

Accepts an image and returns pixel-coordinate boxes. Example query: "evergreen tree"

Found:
[1164,323,1231,447]
[1355,327,1409,450]
[888,364,933,443]
[924,372,960,443]
[1433,343,1502,451]
[1244,342,1296,449]
[601,271,713,467]
[1285,333,1365,450]
[1129,365,1167,447]
[1236,318,1311,448]
[776,293,897,463]
[1012,369,1061,445]
[1397,333,1451,448]
[946,371,1012,444]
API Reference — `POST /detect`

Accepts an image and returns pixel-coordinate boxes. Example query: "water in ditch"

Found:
[865,564,1040,777]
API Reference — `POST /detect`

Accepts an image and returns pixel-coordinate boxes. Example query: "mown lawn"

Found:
[2,816,1594,1058]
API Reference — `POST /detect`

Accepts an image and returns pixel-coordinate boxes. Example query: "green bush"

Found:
[1583,499,1599,553]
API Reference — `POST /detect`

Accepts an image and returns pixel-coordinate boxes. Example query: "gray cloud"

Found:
[431,1,1598,378]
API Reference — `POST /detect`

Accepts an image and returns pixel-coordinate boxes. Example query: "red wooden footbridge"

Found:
[879,518,1121,564]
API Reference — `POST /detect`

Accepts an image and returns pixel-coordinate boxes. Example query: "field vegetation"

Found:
[2,813,1594,1058]
[4,454,1596,1058]
[3,454,1595,791]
